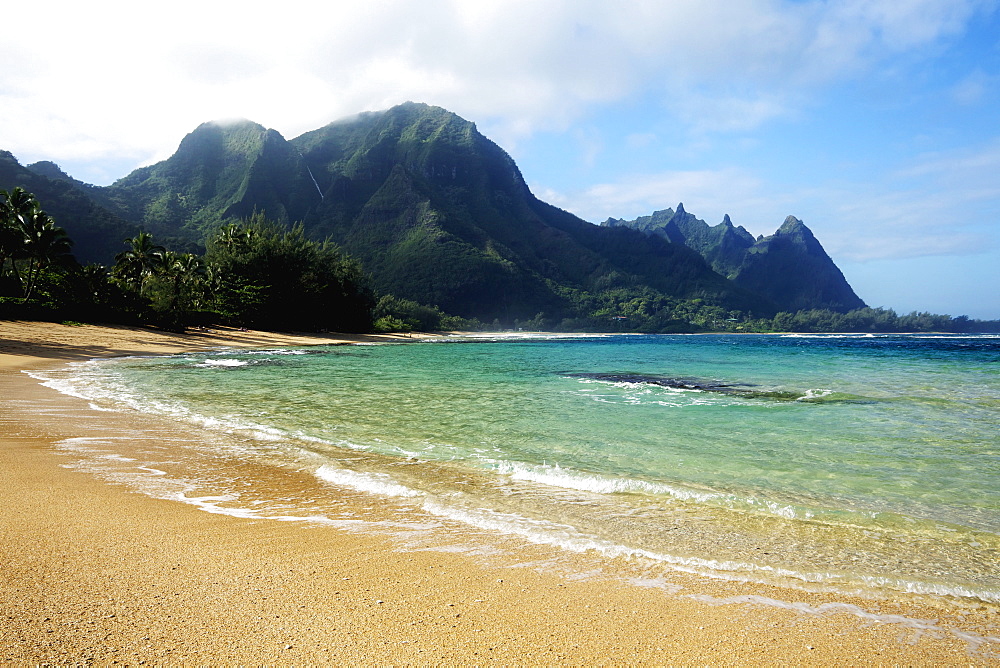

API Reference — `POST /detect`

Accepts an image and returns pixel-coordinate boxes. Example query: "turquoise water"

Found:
[37,333,1000,603]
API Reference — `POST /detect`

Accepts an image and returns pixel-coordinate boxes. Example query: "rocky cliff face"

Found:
[732,215,865,312]
[604,207,865,313]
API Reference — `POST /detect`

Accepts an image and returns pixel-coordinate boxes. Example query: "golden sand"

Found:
[0,320,994,664]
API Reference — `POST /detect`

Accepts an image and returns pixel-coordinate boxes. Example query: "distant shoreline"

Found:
[0,320,990,664]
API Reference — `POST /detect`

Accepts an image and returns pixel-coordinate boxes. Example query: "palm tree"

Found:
[18,207,73,299]
[75,264,114,304]
[213,223,258,253]
[1,188,74,299]
[1,187,37,224]
[0,212,21,278]
[0,187,37,277]
[112,231,166,293]
[163,251,208,314]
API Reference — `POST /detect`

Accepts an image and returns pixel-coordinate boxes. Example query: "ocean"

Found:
[30,333,1000,611]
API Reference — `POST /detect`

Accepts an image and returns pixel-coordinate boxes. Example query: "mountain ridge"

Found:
[603,204,865,313]
[2,102,863,325]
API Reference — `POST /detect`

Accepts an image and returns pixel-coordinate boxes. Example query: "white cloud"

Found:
[950,70,993,105]
[665,90,801,135]
[539,136,1000,264]
[819,0,984,50]
[856,144,999,248]
[893,137,1000,182]
[2,0,989,184]
[777,140,1000,262]
[821,190,995,261]
[534,167,775,228]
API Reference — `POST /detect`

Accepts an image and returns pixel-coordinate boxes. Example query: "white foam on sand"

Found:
[315,464,423,498]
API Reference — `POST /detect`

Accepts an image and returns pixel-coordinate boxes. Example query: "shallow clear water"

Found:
[34,333,1000,604]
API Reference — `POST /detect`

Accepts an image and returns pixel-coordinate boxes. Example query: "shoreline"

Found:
[1,320,995,663]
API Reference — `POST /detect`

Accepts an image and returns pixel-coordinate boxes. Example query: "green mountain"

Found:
[603,204,865,313]
[0,151,139,264]
[1,102,865,324]
[95,120,314,241]
[92,103,774,322]
[737,215,866,312]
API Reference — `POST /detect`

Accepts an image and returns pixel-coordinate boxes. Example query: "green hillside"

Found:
[1,102,872,328]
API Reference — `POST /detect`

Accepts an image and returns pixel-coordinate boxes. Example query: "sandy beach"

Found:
[1,320,995,664]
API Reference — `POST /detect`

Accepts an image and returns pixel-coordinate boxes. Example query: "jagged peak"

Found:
[669,203,706,226]
[775,215,817,240]
[779,214,804,230]
[718,214,756,246]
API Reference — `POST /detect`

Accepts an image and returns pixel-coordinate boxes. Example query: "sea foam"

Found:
[315,464,422,498]
[195,358,249,367]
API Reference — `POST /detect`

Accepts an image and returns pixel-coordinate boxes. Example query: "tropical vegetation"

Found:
[0,187,74,301]
[0,191,377,331]
[2,188,997,334]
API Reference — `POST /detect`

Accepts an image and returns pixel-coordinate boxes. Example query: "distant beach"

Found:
[1,320,994,664]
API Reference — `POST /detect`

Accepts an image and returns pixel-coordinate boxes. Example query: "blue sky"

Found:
[2,1,998,318]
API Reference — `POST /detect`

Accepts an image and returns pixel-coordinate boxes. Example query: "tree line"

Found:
[2,188,997,334]
[512,286,1000,334]
[0,187,73,302]
[0,190,389,331]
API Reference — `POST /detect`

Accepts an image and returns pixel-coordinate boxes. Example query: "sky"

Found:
[3,0,999,318]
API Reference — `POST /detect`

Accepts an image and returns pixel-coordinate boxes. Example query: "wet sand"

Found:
[1,320,995,664]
